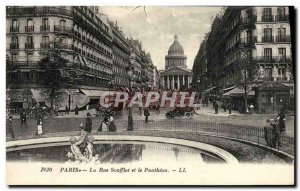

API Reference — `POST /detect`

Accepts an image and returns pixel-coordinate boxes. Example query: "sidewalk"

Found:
[194,105,242,117]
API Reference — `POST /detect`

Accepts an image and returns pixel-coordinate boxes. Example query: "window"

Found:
[263,8,272,21]
[27,36,33,44]
[42,18,49,28]
[278,68,286,76]
[12,20,18,28]
[278,48,286,60]
[27,53,33,64]
[263,28,272,42]
[27,19,33,26]
[12,54,18,63]
[277,7,285,17]
[246,9,253,18]
[277,28,286,41]
[12,36,18,44]
[42,36,49,44]
[60,20,66,27]
[264,48,272,60]
[264,68,272,80]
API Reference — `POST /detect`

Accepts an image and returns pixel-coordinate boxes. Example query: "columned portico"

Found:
[159,34,192,90]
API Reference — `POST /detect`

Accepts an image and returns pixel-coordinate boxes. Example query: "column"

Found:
[172,75,175,90]
[167,76,170,89]
[177,75,180,90]
[162,76,165,89]
[183,75,185,87]
[187,76,190,88]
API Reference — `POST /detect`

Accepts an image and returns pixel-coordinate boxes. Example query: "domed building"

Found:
[160,34,192,90]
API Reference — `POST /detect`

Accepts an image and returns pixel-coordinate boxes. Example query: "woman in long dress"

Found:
[108,116,116,132]
[98,117,109,132]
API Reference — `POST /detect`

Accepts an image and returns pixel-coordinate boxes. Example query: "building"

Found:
[192,6,294,113]
[110,21,131,88]
[160,34,192,90]
[153,66,161,90]
[6,6,113,109]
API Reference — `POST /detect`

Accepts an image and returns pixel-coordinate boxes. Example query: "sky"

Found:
[100,6,222,70]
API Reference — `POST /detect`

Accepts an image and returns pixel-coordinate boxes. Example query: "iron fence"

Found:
[10,116,294,156]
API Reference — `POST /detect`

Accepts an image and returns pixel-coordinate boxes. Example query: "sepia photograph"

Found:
[5,4,295,186]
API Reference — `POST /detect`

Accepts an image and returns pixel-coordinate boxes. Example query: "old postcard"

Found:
[6,6,295,185]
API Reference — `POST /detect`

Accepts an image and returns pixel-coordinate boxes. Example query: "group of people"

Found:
[264,110,286,148]
[98,113,116,132]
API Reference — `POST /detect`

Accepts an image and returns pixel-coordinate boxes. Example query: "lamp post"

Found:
[127,70,133,131]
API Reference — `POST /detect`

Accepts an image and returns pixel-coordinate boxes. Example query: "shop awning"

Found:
[80,89,115,99]
[204,86,217,93]
[222,87,255,97]
[223,86,236,92]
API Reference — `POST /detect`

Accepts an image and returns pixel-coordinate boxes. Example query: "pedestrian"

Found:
[144,107,150,123]
[228,102,232,114]
[223,103,227,112]
[156,101,161,114]
[139,106,142,116]
[36,118,43,135]
[55,104,59,116]
[74,105,79,115]
[20,108,28,129]
[214,102,219,114]
[7,116,15,139]
[84,112,93,133]
[65,105,69,115]
[271,119,282,148]
[249,103,254,114]
[108,116,117,132]
[264,120,273,147]
[98,116,109,132]
[277,110,286,132]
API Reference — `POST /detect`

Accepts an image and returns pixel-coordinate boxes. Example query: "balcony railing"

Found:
[54,25,73,33]
[253,56,292,63]
[277,76,288,81]
[240,36,257,45]
[275,35,291,42]
[10,61,38,68]
[275,15,290,22]
[54,43,73,50]
[40,25,50,32]
[40,43,50,49]
[261,15,274,22]
[10,26,19,32]
[25,26,34,32]
[7,7,73,17]
[10,43,19,49]
[262,36,274,42]
[25,43,34,49]
[240,16,257,25]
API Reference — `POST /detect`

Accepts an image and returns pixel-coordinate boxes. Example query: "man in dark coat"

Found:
[277,110,286,132]
[144,107,150,123]
[228,102,232,114]
[65,105,69,115]
[84,113,93,133]
[20,108,28,129]
[74,105,79,115]
[214,103,219,114]
[7,116,15,139]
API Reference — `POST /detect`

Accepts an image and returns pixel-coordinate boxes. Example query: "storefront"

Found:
[255,82,290,114]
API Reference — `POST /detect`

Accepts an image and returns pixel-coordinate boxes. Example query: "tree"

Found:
[233,47,259,113]
[39,37,68,107]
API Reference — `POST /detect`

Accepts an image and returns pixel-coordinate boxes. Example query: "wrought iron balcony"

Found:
[253,56,292,63]
[277,76,288,81]
[240,36,257,45]
[40,25,50,32]
[40,43,50,49]
[240,16,257,25]
[25,43,34,49]
[262,36,274,42]
[275,35,291,42]
[9,61,39,68]
[10,26,19,32]
[54,43,73,50]
[7,7,73,17]
[275,15,290,22]
[25,26,34,32]
[54,25,73,33]
[261,15,274,22]
[10,43,19,49]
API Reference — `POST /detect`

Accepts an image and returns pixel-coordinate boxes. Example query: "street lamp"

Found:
[127,70,133,131]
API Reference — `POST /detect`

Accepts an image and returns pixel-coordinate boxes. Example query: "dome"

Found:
[168,34,184,55]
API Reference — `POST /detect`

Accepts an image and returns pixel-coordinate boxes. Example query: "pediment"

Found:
[160,67,192,75]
